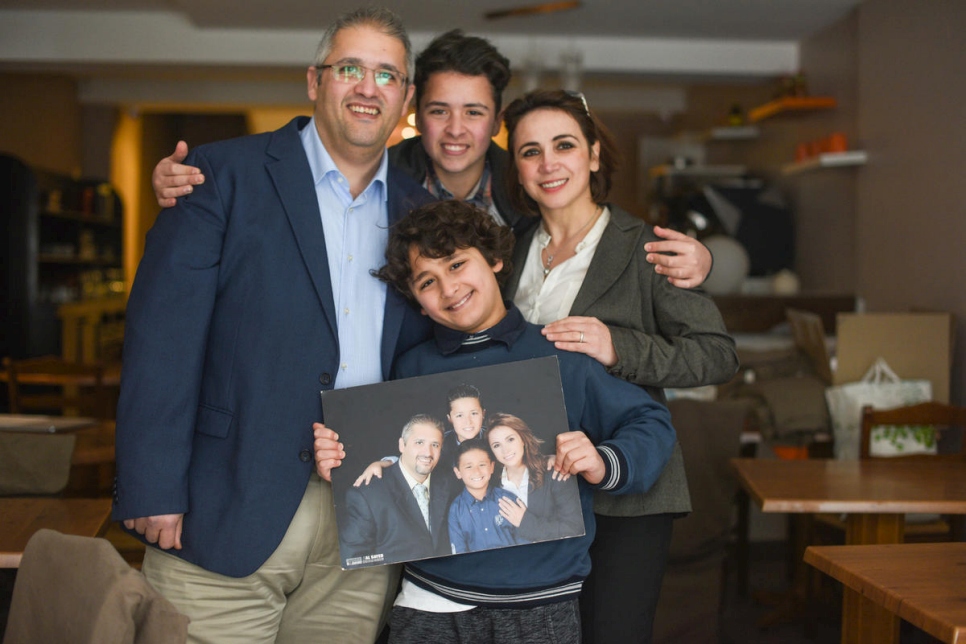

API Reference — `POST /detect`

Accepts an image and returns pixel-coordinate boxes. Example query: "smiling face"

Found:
[486,425,524,470]
[512,107,600,216]
[415,71,500,197]
[398,421,443,482]
[447,396,486,442]
[454,447,495,499]
[408,245,506,335]
[307,24,414,167]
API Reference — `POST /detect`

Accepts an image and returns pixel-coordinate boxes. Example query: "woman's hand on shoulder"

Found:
[542,316,617,367]
[645,226,711,288]
[153,141,205,208]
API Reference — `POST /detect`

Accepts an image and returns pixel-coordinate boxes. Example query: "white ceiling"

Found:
[0,0,862,39]
[0,0,864,109]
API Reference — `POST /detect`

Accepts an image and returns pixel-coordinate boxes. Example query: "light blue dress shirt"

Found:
[300,118,389,389]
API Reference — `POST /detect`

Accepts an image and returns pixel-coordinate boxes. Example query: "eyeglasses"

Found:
[564,90,591,116]
[316,64,408,89]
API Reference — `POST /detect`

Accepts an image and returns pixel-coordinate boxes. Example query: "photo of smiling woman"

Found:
[484,412,584,543]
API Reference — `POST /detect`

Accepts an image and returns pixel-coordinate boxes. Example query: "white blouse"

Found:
[513,207,611,324]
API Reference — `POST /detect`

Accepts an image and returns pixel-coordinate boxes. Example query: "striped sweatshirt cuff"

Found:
[595,444,628,491]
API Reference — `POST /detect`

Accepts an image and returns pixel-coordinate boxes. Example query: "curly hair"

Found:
[484,413,546,490]
[414,29,511,113]
[502,89,621,217]
[373,200,515,302]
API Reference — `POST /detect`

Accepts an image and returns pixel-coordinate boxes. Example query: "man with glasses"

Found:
[113,8,432,643]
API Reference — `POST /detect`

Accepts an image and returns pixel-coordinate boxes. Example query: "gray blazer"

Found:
[505,205,739,516]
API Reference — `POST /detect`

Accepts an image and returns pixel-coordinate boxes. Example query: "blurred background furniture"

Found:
[805,542,966,644]
[652,398,752,643]
[3,355,116,496]
[2,528,188,644]
[0,499,112,568]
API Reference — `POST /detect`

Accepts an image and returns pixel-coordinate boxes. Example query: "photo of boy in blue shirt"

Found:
[448,438,522,554]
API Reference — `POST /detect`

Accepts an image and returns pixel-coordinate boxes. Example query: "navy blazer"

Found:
[340,462,452,567]
[113,117,434,577]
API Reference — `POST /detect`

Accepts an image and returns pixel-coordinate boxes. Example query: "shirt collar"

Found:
[433,303,527,356]
[424,157,493,213]
[301,116,388,200]
[398,462,430,492]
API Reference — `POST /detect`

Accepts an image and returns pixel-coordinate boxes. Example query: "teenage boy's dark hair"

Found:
[454,438,495,468]
[374,200,515,301]
[447,383,483,407]
[413,29,512,113]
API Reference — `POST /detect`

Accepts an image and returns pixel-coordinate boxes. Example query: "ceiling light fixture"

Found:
[484,1,581,20]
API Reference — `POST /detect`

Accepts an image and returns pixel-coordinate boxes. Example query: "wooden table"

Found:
[0,497,113,567]
[730,457,966,643]
[0,414,99,433]
[0,362,122,387]
[805,543,966,644]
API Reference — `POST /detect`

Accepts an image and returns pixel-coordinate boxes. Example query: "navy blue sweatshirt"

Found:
[394,305,675,608]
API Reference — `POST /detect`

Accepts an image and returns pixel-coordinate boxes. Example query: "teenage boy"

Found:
[354,382,486,487]
[150,31,714,288]
[316,199,676,642]
[447,438,521,555]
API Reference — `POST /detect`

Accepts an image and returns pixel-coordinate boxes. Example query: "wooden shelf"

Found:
[748,96,837,123]
[781,151,868,175]
[649,163,747,179]
[38,255,121,266]
[42,210,120,227]
[707,125,760,141]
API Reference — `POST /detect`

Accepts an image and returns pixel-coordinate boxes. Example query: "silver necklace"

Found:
[543,205,601,277]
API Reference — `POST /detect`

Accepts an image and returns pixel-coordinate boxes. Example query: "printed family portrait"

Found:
[321,356,585,570]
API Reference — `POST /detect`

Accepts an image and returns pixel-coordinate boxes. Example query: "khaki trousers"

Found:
[143,473,399,644]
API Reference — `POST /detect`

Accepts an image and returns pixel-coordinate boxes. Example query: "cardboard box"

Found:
[834,312,953,403]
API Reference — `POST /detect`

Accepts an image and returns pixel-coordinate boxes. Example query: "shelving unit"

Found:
[748,96,837,123]
[707,125,760,141]
[781,150,868,176]
[1,154,124,359]
[649,163,747,179]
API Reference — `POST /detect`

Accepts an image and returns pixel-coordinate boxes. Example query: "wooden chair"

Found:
[859,401,966,459]
[3,529,188,644]
[860,401,966,541]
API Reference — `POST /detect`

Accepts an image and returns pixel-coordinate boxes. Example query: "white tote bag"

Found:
[825,358,934,460]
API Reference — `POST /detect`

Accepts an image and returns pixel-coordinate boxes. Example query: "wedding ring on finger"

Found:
[579,332,585,343]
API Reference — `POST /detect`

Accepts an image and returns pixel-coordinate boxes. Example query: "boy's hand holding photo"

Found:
[312,423,344,482]
[554,431,606,485]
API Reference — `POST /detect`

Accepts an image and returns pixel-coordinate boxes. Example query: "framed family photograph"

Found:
[321,356,585,570]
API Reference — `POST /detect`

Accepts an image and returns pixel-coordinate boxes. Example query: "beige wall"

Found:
[853,0,965,404]
[782,0,965,404]
[0,73,82,176]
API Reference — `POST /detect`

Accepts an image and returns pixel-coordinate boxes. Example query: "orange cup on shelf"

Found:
[773,445,810,460]
[827,132,848,152]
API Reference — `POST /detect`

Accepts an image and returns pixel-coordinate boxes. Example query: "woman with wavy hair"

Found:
[501,88,738,643]
[483,412,583,542]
